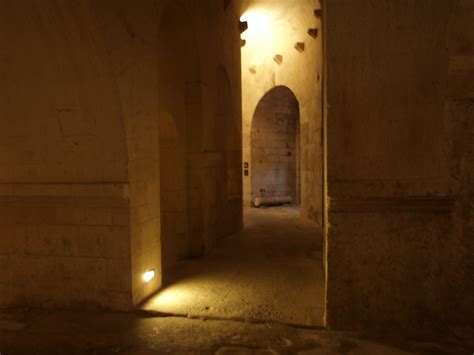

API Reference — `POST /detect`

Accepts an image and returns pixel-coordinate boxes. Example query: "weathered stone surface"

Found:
[0,0,243,310]
[251,87,299,204]
[325,0,474,329]
[2,309,470,354]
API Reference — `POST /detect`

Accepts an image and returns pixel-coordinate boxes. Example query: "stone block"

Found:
[55,256,107,301]
[106,258,132,292]
[111,208,130,226]
[0,256,10,284]
[0,226,26,255]
[84,208,112,226]
[26,225,79,256]
[0,205,24,225]
[55,205,87,225]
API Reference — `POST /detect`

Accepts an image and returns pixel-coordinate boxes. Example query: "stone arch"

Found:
[129,0,204,304]
[158,0,204,258]
[158,112,184,276]
[216,65,233,156]
[250,86,300,204]
[215,65,242,237]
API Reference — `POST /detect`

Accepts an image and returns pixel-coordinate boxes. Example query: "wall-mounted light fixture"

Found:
[142,269,155,283]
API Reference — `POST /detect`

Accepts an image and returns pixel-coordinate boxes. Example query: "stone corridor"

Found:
[0,0,473,352]
[142,206,325,327]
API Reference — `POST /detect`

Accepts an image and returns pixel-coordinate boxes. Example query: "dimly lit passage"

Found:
[142,0,325,328]
[0,0,473,353]
[143,206,324,326]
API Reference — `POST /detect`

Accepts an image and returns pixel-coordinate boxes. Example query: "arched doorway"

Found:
[158,112,184,273]
[130,1,204,305]
[251,86,300,206]
[142,64,322,329]
[157,1,203,280]
[215,66,243,239]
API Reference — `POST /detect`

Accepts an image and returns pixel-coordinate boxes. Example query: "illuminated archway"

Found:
[250,86,300,205]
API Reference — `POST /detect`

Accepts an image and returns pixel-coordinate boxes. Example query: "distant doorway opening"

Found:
[250,86,300,208]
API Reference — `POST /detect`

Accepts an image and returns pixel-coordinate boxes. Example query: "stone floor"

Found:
[142,206,325,326]
[1,309,472,354]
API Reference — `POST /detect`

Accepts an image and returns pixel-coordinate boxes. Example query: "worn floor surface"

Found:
[142,206,325,327]
[1,310,472,354]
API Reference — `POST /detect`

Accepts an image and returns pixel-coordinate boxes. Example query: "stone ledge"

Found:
[0,183,129,198]
[329,196,455,213]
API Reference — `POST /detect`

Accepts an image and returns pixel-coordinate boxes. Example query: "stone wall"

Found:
[0,0,129,184]
[0,184,131,310]
[0,0,243,310]
[445,0,474,327]
[0,0,132,310]
[325,0,474,329]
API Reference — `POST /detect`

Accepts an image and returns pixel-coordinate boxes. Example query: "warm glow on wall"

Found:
[240,11,271,40]
[142,269,155,283]
[240,10,275,55]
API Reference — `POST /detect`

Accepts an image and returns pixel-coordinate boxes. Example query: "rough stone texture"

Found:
[240,0,323,224]
[0,1,128,183]
[1,310,472,354]
[0,184,131,310]
[445,0,474,328]
[251,87,300,203]
[1,0,472,333]
[0,0,243,310]
[325,0,474,329]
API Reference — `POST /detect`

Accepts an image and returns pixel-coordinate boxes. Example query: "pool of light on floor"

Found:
[142,276,228,315]
[148,283,195,310]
